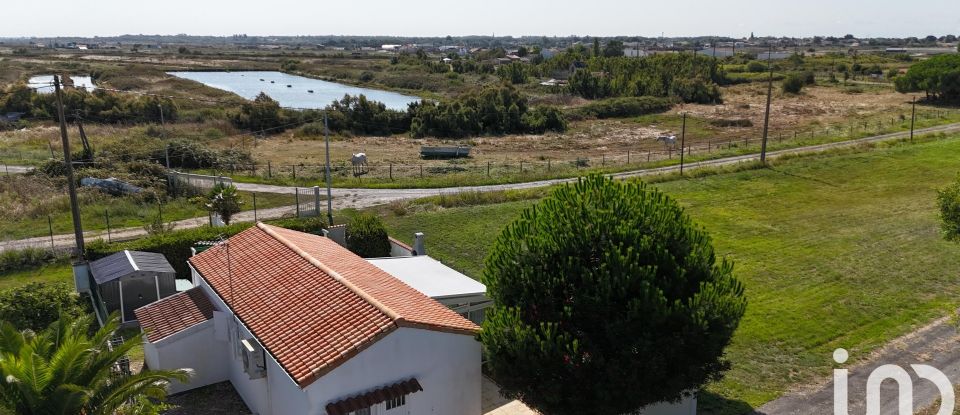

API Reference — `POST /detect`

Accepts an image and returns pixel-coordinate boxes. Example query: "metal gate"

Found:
[295,186,322,218]
[167,171,233,197]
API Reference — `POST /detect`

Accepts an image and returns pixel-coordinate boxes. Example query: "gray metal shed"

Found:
[89,250,177,323]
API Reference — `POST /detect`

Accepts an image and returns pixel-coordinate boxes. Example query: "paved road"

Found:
[3,121,960,253]
[755,317,960,414]
[0,164,33,175]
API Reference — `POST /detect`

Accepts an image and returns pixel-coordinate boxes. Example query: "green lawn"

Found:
[383,134,960,413]
[0,261,73,291]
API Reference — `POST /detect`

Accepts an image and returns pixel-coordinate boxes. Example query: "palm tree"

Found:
[0,314,189,415]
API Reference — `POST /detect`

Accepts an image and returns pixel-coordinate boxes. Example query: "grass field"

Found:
[381,134,960,413]
[0,189,292,241]
[0,261,72,291]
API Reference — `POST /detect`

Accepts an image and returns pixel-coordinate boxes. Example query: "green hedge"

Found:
[85,217,327,278]
[0,248,68,274]
[566,97,675,121]
[345,213,391,258]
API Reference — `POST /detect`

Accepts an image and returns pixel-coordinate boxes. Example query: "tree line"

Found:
[895,54,960,101]
[234,85,567,139]
[0,83,177,124]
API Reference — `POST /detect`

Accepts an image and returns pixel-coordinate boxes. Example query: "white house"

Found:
[136,223,482,415]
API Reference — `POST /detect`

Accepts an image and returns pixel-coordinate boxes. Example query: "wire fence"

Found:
[0,173,325,253]
[167,171,233,197]
[192,108,957,184]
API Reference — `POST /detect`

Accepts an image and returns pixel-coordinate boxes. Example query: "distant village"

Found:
[4,33,958,59]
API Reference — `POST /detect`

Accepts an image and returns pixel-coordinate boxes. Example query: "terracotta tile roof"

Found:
[135,288,215,343]
[325,378,423,415]
[188,223,479,388]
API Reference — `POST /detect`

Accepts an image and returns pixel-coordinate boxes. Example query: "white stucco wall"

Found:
[304,327,482,415]
[146,320,229,394]
[192,272,274,414]
[187,265,481,415]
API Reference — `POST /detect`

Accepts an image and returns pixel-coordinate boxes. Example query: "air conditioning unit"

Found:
[241,338,267,379]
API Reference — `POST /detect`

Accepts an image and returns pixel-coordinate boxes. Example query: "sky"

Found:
[2,0,958,38]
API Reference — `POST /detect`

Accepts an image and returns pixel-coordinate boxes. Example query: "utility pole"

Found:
[54,75,85,258]
[910,97,916,142]
[158,103,165,135]
[760,47,774,164]
[324,111,334,225]
[679,112,687,175]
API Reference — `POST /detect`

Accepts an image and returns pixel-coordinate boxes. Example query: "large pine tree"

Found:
[481,175,747,415]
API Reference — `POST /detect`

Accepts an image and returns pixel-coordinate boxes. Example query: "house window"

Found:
[386,395,406,410]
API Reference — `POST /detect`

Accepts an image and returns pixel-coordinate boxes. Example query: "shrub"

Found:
[86,217,327,277]
[566,96,674,121]
[782,74,806,94]
[0,248,67,273]
[345,213,391,258]
[268,216,327,235]
[521,106,567,133]
[938,174,960,241]
[480,176,746,415]
[35,159,68,177]
[710,118,754,128]
[151,139,252,170]
[746,61,767,73]
[0,282,84,332]
[86,223,253,277]
[231,92,286,134]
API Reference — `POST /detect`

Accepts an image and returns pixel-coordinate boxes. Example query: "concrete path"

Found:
[755,317,960,414]
[482,377,537,415]
[4,121,960,253]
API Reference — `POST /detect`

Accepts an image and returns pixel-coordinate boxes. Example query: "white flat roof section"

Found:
[367,256,486,300]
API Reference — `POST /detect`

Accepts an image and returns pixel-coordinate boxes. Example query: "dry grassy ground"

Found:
[242,83,935,167]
